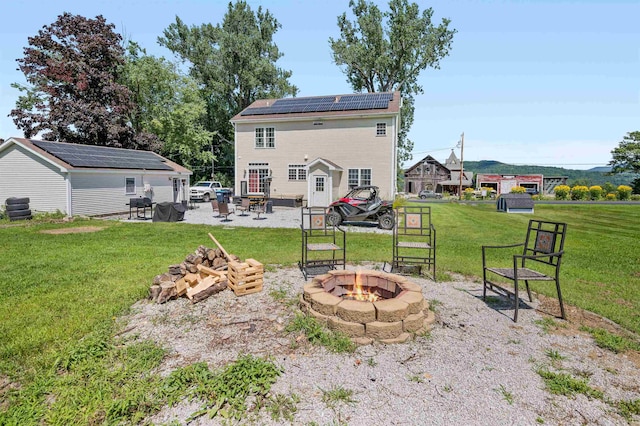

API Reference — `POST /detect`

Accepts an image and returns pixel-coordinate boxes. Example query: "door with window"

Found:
[310,175,329,207]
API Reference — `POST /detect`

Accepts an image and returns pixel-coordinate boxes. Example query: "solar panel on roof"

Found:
[239,92,394,116]
[32,140,173,170]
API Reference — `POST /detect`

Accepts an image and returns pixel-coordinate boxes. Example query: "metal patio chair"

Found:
[389,206,436,280]
[217,202,234,222]
[236,198,251,216]
[482,219,567,322]
[299,206,346,279]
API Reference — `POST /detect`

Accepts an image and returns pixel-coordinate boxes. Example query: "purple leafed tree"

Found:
[10,13,155,149]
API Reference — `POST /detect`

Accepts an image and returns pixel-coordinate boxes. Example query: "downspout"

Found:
[65,172,73,217]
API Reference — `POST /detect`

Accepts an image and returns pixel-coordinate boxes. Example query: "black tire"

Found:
[419,195,426,199]
[6,203,29,211]
[8,209,32,218]
[378,213,394,230]
[202,193,211,203]
[326,211,343,227]
[9,214,32,221]
[5,197,30,205]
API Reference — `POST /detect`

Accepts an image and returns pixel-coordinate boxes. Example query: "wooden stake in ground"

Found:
[208,233,231,261]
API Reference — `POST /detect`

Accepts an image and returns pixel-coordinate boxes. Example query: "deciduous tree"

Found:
[10,13,142,148]
[609,131,640,174]
[330,0,456,164]
[158,1,298,177]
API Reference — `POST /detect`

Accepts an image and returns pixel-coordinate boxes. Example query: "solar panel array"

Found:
[240,92,394,116]
[32,140,173,170]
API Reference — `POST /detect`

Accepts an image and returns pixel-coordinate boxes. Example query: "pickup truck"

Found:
[189,181,232,202]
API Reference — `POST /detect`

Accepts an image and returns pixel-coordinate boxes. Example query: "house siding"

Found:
[235,116,397,201]
[70,172,186,216]
[0,144,67,213]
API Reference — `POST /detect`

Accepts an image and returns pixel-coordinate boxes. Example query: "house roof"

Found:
[438,171,473,186]
[445,150,462,171]
[404,155,446,175]
[306,157,343,171]
[1,137,191,174]
[231,91,401,122]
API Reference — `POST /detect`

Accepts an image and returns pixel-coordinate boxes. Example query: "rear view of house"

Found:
[0,138,192,216]
[231,92,401,206]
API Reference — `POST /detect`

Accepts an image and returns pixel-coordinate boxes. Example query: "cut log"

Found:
[185,254,198,264]
[184,273,199,285]
[170,274,183,282]
[185,262,198,273]
[207,249,216,261]
[215,248,223,258]
[175,278,188,297]
[208,233,231,261]
[186,276,218,300]
[168,264,182,275]
[191,279,227,304]
[149,285,161,302]
[197,264,227,277]
[154,272,172,285]
[157,281,177,304]
[212,257,227,268]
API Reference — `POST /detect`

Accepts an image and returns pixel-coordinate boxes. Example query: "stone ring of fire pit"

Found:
[299,270,435,345]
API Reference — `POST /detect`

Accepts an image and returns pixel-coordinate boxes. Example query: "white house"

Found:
[231,92,401,206]
[0,137,192,216]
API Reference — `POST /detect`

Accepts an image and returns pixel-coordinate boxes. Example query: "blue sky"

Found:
[1,0,638,170]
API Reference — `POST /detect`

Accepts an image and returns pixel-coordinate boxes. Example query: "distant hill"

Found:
[463,161,637,187]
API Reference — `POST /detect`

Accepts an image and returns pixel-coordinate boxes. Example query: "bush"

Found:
[511,186,526,194]
[606,193,617,201]
[463,187,474,200]
[589,186,603,201]
[617,185,632,201]
[571,185,589,201]
[631,194,640,201]
[554,185,570,200]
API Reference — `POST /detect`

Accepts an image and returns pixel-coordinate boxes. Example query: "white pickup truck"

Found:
[189,181,232,202]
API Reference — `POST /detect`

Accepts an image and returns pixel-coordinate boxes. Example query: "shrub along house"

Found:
[0,137,192,216]
[231,91,401,207]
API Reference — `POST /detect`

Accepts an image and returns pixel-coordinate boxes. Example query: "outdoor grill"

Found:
[128,197,154,219]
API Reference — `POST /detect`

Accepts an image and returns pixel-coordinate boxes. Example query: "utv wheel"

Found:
[326,211,343,227]
[202,193,211,203]
[378,213,394,230]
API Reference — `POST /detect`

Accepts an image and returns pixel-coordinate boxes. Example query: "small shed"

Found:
[496,193,534,214]
[0,137,192,217]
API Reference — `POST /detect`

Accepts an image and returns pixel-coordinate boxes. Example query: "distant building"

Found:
[475,173,543,194]
[403,150,472,196]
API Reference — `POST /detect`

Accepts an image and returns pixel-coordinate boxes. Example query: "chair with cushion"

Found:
[482,219,567,322]
[236,198,250,216]
[390,206,436,280]
[218,202,234,222]
[299,206,346,279]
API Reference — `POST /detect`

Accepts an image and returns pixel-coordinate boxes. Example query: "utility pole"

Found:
[458,132,465,199]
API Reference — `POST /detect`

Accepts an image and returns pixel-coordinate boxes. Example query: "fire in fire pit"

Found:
[300,270,435,345]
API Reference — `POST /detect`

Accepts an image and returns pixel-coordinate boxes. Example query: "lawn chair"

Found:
[253,201,266,220]
[218,202,234,222]
[389,206,436,280]
[211,200,220,217]
[299,207,346,279]
[482,219,567,322]
[236,198,250,216]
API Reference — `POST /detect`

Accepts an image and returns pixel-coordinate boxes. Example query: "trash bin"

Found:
[265,200,273,214]
[216,192,224,203]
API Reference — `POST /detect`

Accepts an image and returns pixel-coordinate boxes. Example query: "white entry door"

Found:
[310,175,329,207]
[501,179,517,194]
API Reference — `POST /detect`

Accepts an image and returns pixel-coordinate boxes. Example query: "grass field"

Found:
[0,202,638,423]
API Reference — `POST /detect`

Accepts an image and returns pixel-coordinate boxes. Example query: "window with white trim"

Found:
[255,127,275,148]
[376,123,386,136]
[248,162,269,193]
[125,177,136,194]
[348,168,372,188]
[288,164,306,181]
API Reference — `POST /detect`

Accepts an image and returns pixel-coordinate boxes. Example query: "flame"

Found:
[346,273,380,302]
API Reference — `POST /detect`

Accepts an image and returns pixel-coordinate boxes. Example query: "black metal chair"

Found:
[390,206,436,280]
[482,219,567,322]
[299,207,346,279]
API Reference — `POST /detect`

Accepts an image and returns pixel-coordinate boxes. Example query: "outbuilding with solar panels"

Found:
[0,137,192,217]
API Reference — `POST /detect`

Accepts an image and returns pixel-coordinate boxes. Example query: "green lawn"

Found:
[0,203,638,423]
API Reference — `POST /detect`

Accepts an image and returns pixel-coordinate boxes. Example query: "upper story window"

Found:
[255,127,275,148]
[376,123,386,136]
[348,168,372,188]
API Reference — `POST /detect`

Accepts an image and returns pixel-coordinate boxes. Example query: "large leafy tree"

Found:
[123,43,213,177]
[609,131,640,174]
[329,0,456,165]
[10,13,143,148]
[158,1,298,178]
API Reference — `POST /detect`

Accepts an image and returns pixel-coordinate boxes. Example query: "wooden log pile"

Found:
[148,234,264,304]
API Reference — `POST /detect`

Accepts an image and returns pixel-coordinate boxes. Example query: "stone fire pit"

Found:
[299,270,435,345]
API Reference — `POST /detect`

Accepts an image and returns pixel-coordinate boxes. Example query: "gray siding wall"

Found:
[70,172,184,216]
[0,145,67,213]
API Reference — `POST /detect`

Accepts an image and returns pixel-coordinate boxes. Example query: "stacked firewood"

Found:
[149,238,240,304]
